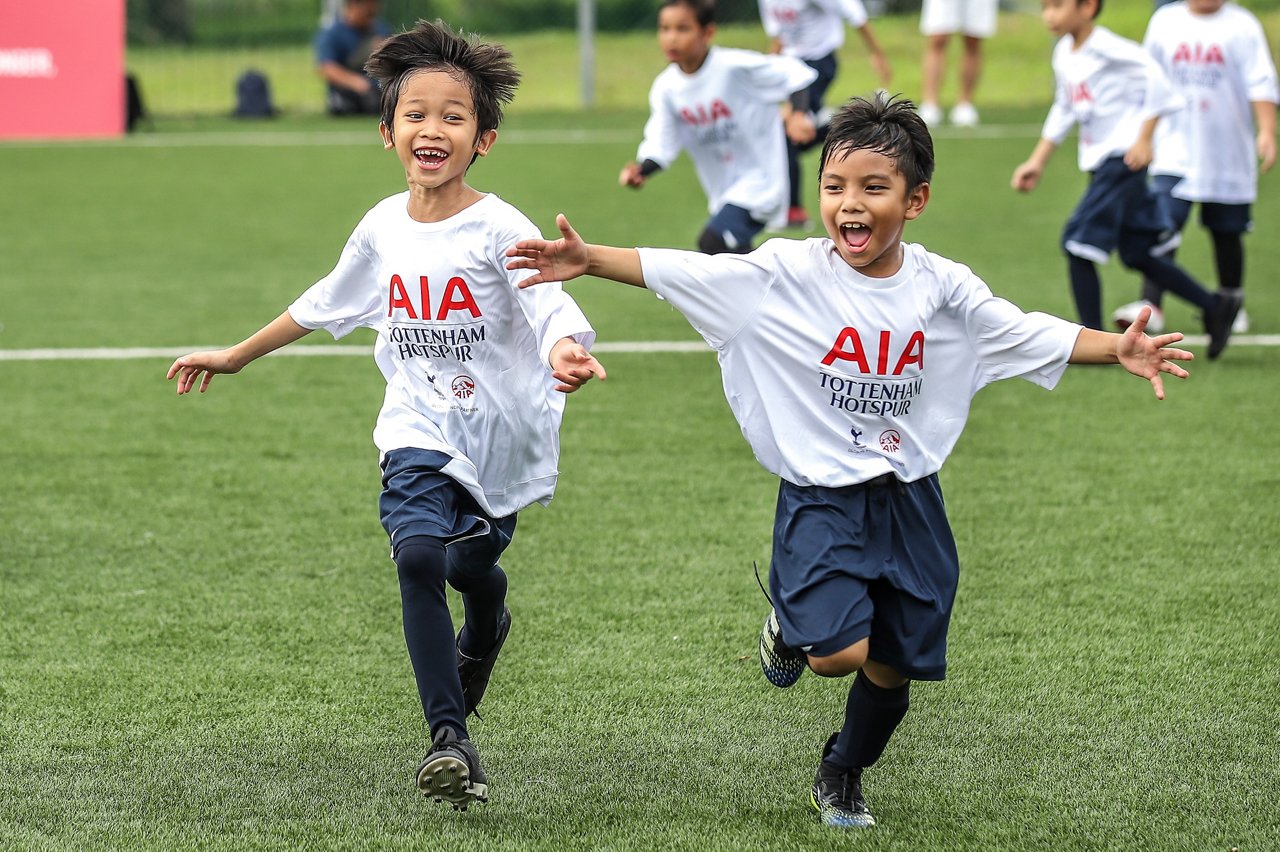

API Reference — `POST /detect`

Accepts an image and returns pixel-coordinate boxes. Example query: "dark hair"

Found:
[366,19,520,141]
[659,0,716,27]
[819,93,935,190]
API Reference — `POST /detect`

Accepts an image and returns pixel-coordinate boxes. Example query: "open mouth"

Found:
[840,223,872,253]
[414,147,448,169]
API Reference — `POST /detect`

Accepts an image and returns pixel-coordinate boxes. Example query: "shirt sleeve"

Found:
[638,246,776,349]
[314,25,341,64]
[1111,34,1182,121]
[737,51,820,102]
[288,221,383,340]
[834,0,869,29]
[1240,16,1280,104]
[1041,44,1076,143]
[758,0,781,38]
[635,77,683,169]
[496,223,596,366]
[947,270,1080,390]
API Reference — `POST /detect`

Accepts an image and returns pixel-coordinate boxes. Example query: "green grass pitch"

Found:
[3,61,1280,852]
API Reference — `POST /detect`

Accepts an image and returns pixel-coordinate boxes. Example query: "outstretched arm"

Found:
[166,311,311,394]
[1068,306,1193,400]
[1012,138,1058,192]
[506,214,647,290]
[856,23,892,88]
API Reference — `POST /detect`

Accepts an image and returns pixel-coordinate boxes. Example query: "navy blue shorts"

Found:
[1152,174,1252,235]
[803,53,838,114]
[768,474,959,681]
[705,203,765,252]
[1063,157,1176,267]
[379,448,516,573]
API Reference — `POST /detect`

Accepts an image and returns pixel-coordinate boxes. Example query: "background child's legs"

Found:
[787,54,838,212]
[698,204,765,254]
[1140,174,1193,309]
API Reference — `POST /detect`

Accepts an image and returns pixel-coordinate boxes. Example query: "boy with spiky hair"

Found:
[507,94,1193,828]
[167,20,604,811]
[1012,0,1242,358]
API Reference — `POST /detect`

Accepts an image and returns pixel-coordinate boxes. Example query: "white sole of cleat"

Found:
[417,754,488,807]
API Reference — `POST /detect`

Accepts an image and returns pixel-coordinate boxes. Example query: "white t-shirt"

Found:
[1042,26,1184,172]
[759,0,868,60]
[1145,1,1280,203]
[639,239,1080,487]
[289,192,595,518]
[637,46,818,225]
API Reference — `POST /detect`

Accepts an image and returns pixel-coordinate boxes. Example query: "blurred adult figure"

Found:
[918,0,998,127]
[315,0,390,115]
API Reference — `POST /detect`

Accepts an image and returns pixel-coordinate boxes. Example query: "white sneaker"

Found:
[918,102,943,126]
[1232,307,1249,334]
[949,102,979,127]
[1112,300,1165,333]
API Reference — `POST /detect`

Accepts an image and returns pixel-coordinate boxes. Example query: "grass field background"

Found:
[4,16,1280,851]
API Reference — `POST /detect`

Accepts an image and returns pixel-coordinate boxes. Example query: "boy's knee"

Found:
[807,638,869,677]
[394,535,448,583]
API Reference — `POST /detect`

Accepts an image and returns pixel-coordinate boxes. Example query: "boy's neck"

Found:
[1069,21,1095,49]
[405,182,485,223]
[678,46,711,75]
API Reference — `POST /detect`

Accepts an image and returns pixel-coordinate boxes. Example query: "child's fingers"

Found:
[1149,374,1166,400]
[517,273,549,289]
[555,213,579,241]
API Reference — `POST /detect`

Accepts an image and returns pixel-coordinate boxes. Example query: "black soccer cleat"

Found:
[810,733,875,828]
[416,726,489,810]
[1204,288,1244,360]
[759,607,806,688]
[458,606,511,717]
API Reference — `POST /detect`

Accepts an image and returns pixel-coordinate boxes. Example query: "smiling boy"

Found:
[507,94,1193,828]
[167,20,604,811]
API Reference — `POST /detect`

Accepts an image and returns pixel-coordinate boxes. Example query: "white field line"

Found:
[4,336,1280,362]
[0,341,713,362]
[0,124,1046,150]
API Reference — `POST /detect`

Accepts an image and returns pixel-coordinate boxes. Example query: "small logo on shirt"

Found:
[452,375,475,400]
[879,430,902,454]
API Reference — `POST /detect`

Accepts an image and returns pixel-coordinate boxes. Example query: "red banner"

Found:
[0,0,126,138]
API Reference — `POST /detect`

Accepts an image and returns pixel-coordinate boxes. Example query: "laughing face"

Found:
[379,68,495,217]
[819,146,929,278]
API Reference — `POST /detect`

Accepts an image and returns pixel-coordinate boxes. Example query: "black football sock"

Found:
[1211,230,1243,292]
[395,535,467,739]
[1067,255,1103,329]
[787,140,802,208]
[827,672,911,771]
[449,561,508,659]
[1140,275,1166,308]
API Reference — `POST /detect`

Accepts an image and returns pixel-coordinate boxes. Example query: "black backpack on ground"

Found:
[234,70,278,118]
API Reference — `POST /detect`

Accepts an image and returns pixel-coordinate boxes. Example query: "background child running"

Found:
[757,0,893,229]
[166,19,604,811]
[1012,0,1242,358]
[1113,0,1278,335]
[619,0,819,254]
[507,94,1193,830]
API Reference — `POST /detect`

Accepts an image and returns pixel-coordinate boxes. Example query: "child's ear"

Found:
[473,128,498,158]
[904,182,930,221]
[379,121,393,150]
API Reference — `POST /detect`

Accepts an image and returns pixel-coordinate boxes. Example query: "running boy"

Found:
[757,0,893,228]
[1012,0,1241,358]
[167,20,603,810]
[507,94,1193,828]
[620,0,819,254]
[1113,0,1278,335]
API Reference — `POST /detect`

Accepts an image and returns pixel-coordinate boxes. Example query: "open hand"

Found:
[506,213,590,288]
[1116,306,1193,400]
[549,338,606,393]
